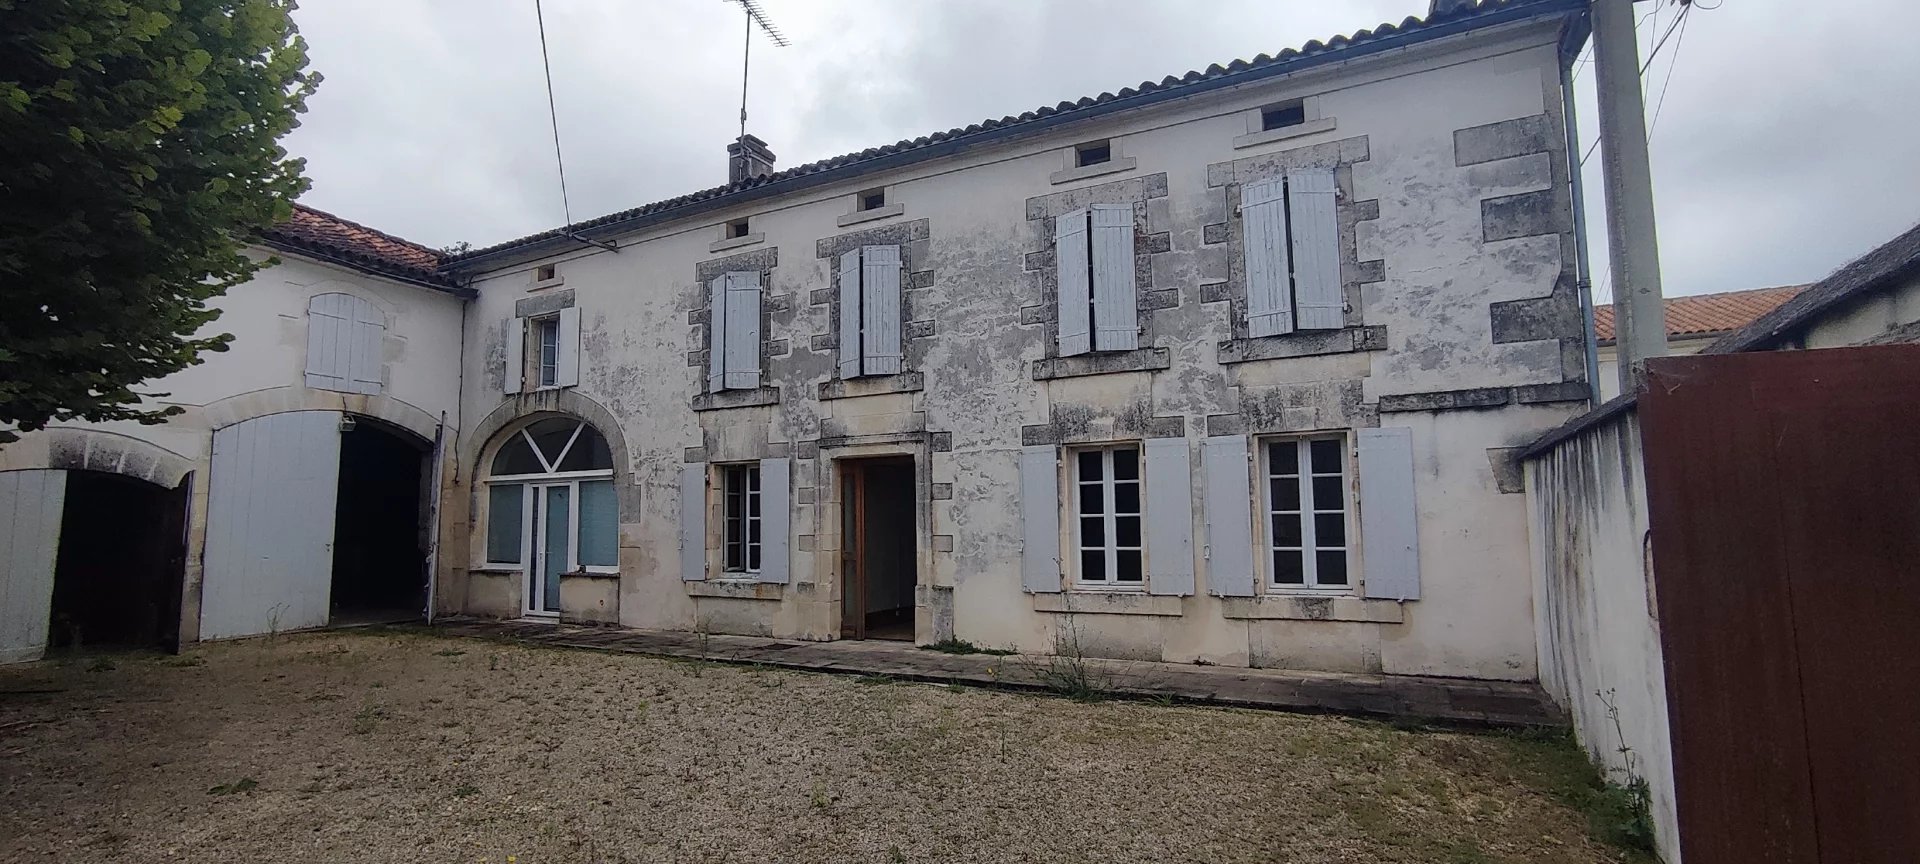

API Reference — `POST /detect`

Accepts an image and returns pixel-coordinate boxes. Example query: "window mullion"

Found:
[1104,449,1119,584]
[1298,441,1319,588]
[522,428,556,474]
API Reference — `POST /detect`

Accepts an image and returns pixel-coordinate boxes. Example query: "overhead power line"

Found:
[1580,0,1694,167]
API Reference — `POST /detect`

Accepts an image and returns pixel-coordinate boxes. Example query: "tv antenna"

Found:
[724,0,790,144]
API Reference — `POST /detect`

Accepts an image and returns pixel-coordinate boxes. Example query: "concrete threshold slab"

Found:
[429,617,1564,728]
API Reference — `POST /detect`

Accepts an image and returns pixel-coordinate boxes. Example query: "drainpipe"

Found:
[1562,22,1602,402]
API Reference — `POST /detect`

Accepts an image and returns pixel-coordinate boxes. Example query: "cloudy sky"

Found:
[285,0,1919,301]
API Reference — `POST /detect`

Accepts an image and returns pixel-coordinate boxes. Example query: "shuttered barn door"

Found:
[1089,204,1138,351]
[861,245,903,376]
[0,470,66,664]
[1054,209,1092,357]
[200,411,342,639]
[1241,178,1294,338]
[1287,167,1343,330]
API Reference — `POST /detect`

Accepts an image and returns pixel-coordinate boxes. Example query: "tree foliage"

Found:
[0,0,319,442]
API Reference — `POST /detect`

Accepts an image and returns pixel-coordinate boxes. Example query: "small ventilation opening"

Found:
[727,218,751,239]
[1262,101,1307,131]
[1075,140,1112,168]
[535,263,557,282]
[859,189,886,211]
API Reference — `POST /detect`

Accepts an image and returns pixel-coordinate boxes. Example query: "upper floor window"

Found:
[836,245,903,378]
[1073,444,1143,587]
[535,316,561,387]
[502,307,580,394]
[707,270,763,391]
[305,292,385,395]
[1261,100,1307,132]
[1054,204,1138,356]
[1241,167,1342,337]
[721,462,762,573]
[859,188,887,211]
[1264,436,1351,591]
[726,218,751,239]
[1075,140,1112,168]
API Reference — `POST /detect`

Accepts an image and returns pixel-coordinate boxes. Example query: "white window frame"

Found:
[1069,444,1146,590]
[534,316,560,388]
[480,421,618,577]
[1260,433,1355,593]
[720,462,762,575]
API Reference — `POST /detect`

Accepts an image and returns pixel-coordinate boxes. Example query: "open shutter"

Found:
[304,294,350,391]
[707,276,728,392]
[1242,177,1294,338]
[679,464,707,581]
[503,317,526,395]
[1020,445,1062,593]
[1358,427,1421,600]
[555,306,581,388]
[758,457,791,584]
[837,249,862,379]
[1089,204,1138,351]
[1288,167,1343,330]
[1054,208,1092,356]
[723,271,762,390]
[1144,437,1195,596]
[1202,435,1256,597]
[861,245,903,376]
[0,470,65,664]
[347,297,384,394]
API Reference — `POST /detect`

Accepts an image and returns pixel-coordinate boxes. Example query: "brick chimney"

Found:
[728,134,776,184]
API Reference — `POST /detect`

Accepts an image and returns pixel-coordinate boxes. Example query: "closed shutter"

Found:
[1288,167,1343,330]
[1144,437,1195,596]
[707,276,727,392]
[837,249,862,379]
[1202,435,1256,597]
[1089,204,1138,351]
[201,411,342,639]
[758,457,791,584]
[1241,177,1294,338]
[503,317,526,395]
[1358,427,1421,600]
[861,244,903,376]
[723,271,762,390]
[679,464,707,582]
[347,297,384,394]
[304,294,351,391]
[1019,445,1062,593]
[555,306,581,388]
[1054,209,1092,356]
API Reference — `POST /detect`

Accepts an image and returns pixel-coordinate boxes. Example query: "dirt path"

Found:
[0,631,1637,863]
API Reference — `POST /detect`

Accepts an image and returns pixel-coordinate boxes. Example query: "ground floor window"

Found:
[483,417,617,615]
[1264,435,1351,590]
[721,463,761,573]
[1072,444,1143,587]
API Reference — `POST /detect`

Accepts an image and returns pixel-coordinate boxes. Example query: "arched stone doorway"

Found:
[477,415,618,617]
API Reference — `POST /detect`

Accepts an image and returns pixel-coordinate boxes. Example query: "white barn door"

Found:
[201,411,342,639]
[0,470,66,663]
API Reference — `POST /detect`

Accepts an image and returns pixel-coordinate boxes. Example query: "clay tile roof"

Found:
[259,204,464,293]
[1593,285,1808,346]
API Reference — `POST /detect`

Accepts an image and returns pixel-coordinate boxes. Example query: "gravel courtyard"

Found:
[0,631,1641,863]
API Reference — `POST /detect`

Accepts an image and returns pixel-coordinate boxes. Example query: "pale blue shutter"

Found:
[0,470,65,664]
[679,464,706,582]
[706,276,727,392]
[1020,445,1062,593]
[837,249,862,379]
[1241,177,1294,338]
[1288,167,1343,330]
[1144,437,1195,596]
[555,306,581,388]
[1089,204,1138,351]
[758,457,791,584]
[305,294,350,391]
[1054,209,1092,356]
[1202,435,1256,597]
[723,271,762,390]
[503,317,525,395]
[347,296,385,394]
[1358,427,1421,600]
[861,245,903,375]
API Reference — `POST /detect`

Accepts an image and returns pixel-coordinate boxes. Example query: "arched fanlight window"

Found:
[483,417,616,616]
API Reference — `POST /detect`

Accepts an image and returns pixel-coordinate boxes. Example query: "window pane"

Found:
[486,484,523,563]
[1116,550,1143,582]
[1269,442,1299,476]
[747,466,760,493]
[1270,477,1299,511]
[1273,513,1302,548]
[1309,439,1343,474]
[725,471,744,522]
[1314,513,1346,549]
[1115,516,1141,548]
[1077,450,1103,481]
[1274,550,1305,584]
[1078,484,1104,515]
[557,426,614,471]
[577,480,617,567]
[1080,516,1105,547]
[1112,447,1139,481]
[749,519,761,544]
[749,543,761,572]
[748,489,761,518]
[491,437,544,476]
[1113,482,1140,515]
[524,418,578,466]
[1312,476,1345,508]
[1081,550,1106,582]
[1316,551,1349,585]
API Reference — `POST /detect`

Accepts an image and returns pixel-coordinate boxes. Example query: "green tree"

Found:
[0,0,319,443]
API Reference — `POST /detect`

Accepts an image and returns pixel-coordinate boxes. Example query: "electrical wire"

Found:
[534,0,574,229]
[1645,5,1693,142]
[1579,1,1693,167]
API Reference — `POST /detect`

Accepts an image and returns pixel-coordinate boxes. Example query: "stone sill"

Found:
[819,371,924,400]
[685,579,783,600]
[836,202,905,228]
[691,387,780,412]
[708,232,766,254]
[527,275,566,292]
[1218,325,1386,364]
[1032,347,1170,380]
[470,566,521,575]
[1232,117,1339,150]
[1219,595,1404,623]
[1032,592,1183,617]
[559,570,621,581]
[1049,156,1138,186]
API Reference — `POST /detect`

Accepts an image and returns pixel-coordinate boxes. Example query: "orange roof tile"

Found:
[1594,285,1807,345]
[259,204,457,290]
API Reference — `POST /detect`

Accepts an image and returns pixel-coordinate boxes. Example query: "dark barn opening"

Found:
[330,419,429,626]
[48,471,188,652]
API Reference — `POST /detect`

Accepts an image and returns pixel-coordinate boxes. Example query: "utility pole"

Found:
[1591,0,1669,394]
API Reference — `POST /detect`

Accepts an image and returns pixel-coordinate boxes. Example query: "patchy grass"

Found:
[919,638,1015,656]
[0,631,1638,863]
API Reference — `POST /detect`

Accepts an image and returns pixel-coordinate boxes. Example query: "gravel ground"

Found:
[0,631,1635,863]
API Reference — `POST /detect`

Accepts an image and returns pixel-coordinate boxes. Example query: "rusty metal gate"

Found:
[1638,345,1920,864]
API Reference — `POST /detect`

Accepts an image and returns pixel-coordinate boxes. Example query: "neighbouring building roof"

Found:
[1593,285,1807,346]
[1706,221,1920,354]
[446,0,1586,270]
[258,204,467,294]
